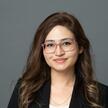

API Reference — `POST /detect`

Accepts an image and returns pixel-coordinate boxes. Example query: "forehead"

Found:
[45,25,75,41]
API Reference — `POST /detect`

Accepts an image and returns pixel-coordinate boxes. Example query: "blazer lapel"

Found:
[35,80,51,108]
[69,77,88,108]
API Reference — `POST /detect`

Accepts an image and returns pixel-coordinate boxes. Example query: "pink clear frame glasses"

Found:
[41,38,76,54]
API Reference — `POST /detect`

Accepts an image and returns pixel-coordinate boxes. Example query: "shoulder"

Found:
[8,78,22,108]
[15,78,22,88]
[97,82,108,93]
[12,78,22,94]
[97,82,108,108]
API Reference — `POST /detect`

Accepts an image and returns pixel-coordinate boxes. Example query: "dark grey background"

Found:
[0,0,108,108]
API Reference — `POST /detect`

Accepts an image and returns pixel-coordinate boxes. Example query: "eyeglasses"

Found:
[42,38,76,54]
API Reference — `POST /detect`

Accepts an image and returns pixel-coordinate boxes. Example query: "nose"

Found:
[55,45,65,56]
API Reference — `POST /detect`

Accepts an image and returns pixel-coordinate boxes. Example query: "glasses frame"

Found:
[41,38,76,54]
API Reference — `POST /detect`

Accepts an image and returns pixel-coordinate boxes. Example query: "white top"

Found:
[49,103,70,108]
[49,95,71,108]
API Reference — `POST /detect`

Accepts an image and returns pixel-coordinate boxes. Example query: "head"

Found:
[26,12,90,80]
[20,12,101,108]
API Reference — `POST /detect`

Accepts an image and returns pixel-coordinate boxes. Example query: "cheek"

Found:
[43,52,53,66]
[68,50,79,63]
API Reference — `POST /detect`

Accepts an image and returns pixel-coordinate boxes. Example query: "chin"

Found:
[51,66,70,72]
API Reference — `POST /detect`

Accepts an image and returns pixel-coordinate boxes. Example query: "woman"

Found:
[8,12,108,108]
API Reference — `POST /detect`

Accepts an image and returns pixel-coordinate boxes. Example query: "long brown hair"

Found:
[19,12,101,108]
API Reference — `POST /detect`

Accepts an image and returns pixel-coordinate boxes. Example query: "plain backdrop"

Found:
[0,0,108,108]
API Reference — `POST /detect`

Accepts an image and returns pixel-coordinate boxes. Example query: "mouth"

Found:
[53,58,67,63]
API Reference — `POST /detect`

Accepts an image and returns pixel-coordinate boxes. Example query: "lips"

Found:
[53,58,67,63]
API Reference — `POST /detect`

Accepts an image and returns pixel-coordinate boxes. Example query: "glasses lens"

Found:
[43,42,56,53]
[61,39,75,51]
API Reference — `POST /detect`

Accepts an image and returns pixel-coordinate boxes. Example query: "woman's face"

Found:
[43,25,82,72]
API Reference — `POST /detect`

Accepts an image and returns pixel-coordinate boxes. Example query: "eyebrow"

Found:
[45,38,73,42]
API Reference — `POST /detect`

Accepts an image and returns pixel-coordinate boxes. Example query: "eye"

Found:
[62,41,72,46]
[45,43,55,48]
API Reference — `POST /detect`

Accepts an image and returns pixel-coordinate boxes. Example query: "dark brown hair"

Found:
[19,12,101,108]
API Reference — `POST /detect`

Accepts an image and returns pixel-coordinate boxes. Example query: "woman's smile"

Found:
[53,58,67,64]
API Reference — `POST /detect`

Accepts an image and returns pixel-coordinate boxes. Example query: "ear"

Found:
[79,47,83,54]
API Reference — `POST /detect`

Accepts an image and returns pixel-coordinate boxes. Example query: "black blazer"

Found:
[8,78,108,108]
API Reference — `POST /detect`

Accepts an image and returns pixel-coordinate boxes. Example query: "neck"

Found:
[51,68,76,88]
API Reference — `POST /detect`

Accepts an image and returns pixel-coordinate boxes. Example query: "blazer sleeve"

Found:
[7,79,21,108]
